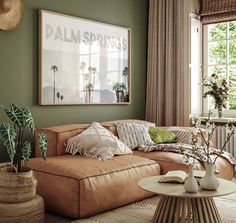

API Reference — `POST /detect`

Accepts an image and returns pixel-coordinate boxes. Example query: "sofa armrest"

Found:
[35,124,90,157]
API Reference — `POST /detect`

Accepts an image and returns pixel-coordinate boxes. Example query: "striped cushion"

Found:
[167,128,192,144]
[116,122,154,149]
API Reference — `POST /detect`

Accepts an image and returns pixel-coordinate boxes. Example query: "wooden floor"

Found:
[45,178,236,223]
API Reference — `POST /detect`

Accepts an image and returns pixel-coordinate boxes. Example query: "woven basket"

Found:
[0,195,44,223]
[0,163,37,203]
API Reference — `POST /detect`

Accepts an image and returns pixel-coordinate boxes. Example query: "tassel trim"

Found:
[65,140,113,160]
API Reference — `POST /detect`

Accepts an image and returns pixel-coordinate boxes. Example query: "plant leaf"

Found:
[3,103,35,134]
[22,107,35,134]
[38,133,47,160]
[0,123,16,162]
[22,142,31,167]
[3,103,25,128]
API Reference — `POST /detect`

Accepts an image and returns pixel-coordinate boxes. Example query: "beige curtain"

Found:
[191,0,200,14]
[146,0,185,126]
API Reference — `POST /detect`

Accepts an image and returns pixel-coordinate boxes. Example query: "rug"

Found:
[74,193,236,223]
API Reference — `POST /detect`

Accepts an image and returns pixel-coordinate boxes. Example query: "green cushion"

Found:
[148,127,177,144]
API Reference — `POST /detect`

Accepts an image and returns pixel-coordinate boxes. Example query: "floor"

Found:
[45,178,236,223]
[45,212,71,223]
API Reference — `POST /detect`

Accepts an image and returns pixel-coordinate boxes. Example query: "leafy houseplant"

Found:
[0,103,47,173]
[203,73,231,118]
[112,82,126,103]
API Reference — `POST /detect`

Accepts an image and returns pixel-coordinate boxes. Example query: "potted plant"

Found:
[203,73,231,118]
[0,103,48,203]
[112,82,126,102]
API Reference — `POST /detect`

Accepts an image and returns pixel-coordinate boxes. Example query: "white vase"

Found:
[200,163,220,190]
[184,165,198,193]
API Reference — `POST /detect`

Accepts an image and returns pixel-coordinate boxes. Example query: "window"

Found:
[79,38,128,103]
[204,21,236,113]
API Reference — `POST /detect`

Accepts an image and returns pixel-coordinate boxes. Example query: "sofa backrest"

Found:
[35,119,155,157]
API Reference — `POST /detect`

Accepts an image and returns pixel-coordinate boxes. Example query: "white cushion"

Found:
[116,122,154,149]
[65,122,132,160]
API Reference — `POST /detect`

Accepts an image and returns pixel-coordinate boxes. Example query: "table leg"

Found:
[152,196,222,223]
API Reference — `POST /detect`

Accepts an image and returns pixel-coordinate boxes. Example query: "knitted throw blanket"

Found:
[138,143,236,174]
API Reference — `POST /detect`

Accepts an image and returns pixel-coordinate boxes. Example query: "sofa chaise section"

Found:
[29,155,159,218]
[133,150,234,180]
[102,121,234,180]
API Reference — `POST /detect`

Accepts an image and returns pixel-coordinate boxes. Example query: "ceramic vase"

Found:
[184,165,198,193]
[200,163,220,190]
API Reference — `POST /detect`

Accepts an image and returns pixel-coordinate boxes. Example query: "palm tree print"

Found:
[56,92,60,103]
[51,65,59,103]
[56,91,64,103]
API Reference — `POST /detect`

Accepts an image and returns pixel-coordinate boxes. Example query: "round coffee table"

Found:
[138,176,236,223]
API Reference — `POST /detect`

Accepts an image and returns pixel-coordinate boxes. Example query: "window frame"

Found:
[190,17,203,116]
[202,22,236,117]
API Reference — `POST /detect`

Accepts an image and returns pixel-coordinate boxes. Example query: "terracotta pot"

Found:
[0,164,37,203]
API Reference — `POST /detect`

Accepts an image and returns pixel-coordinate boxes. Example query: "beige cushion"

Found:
[65,122,132,159]
[116,122,154,149]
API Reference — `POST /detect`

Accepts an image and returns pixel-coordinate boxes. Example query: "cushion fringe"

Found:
[65,140,112,160]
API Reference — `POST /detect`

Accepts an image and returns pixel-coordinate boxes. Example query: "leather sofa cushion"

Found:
[133,150,234,180]
[29,155,160,218]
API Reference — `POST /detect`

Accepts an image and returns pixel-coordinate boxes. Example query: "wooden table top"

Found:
[138,176,236,198]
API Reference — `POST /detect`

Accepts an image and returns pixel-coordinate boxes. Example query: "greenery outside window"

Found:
[203,21,236,114]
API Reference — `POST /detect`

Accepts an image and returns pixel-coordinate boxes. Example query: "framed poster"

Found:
[38,10,131,105]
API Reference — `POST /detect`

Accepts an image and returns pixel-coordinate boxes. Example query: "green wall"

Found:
[0,0,148,162]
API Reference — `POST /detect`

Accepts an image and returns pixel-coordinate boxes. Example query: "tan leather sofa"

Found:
[29,119,234,218]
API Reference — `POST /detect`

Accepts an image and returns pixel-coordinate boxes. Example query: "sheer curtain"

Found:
[146,0,186,126]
